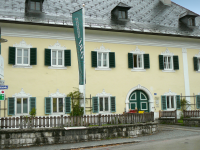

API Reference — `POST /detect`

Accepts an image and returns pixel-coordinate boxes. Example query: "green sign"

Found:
[0,94,4,100]
[72,9,84,85]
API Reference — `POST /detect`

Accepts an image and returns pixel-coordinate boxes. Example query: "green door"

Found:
[129,90,149,112]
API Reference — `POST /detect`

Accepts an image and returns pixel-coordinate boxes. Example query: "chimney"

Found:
[160,0,171,6]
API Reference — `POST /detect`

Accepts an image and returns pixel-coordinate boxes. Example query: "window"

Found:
[118,10,127,19]
[45,42,71,69]
[30,1,41,11]
[188,18,195,26]
[163,56,173,70]
[8,40,37,67]
[166,96,175,109]
[193,54,200,72]
[7,89,36,116]
[98,52,109,68]
[128,47,150,71]
[92,89,116,114]
[16,48,29,66]
[53,98,64,113]
[52,50,64,67]
[159,48,179,72]
[91,45,115,70]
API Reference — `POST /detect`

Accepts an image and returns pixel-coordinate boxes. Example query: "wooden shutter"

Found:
[176,95,181,110]
[110,96,116,112]
[64,50,71,66]
[159,55,164,70]
[45,49,51,66]
[29,97,36,112]
[109,52,115,68]
[45,97,51,114]
[91,51,97,67]
[196,95,200,109]
[193,57,198,71]
[144,54,150,69]
[8,97,15,115]
[92,97,99,113]
[173,56,179,70]
[8,47,16,65]
[128,53,133,68]
[30,48,37,65]
[161,95,167,110]
[65,97,71,114]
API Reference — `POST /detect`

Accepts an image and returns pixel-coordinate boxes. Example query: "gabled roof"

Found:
[0,0,199,38]
[116,2,131,8]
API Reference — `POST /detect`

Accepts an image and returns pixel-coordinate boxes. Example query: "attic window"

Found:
[119,10,127,19]
[30,1,41,11]
[188,18,195,26]
[25,0,43,13]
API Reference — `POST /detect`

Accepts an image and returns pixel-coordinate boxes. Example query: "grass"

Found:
[178,119,183,123]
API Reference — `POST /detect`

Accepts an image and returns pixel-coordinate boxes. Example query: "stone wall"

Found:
[158,118,176,124]
[183,118,200,127]
[0,123,157,149]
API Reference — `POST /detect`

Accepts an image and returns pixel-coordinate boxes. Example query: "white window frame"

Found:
[13,39,33,68]
[51,50,64,67]
[12,88,32,116]
[130,46,146,72]
[166,96,175,110]
[99,97,110,113]
[163,89,177,111]
[49,89,66,116]
[15,48,30,66]
[163,55,173,71]
[141,102,148,110]
[16,97,29,115]
[97,52,109,69]
[94,45,111,71]
[161,48,175,73]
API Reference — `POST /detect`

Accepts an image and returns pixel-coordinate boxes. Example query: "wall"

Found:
[0,123,157,149]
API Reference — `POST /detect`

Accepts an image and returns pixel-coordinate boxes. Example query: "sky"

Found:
[172,0,200,15]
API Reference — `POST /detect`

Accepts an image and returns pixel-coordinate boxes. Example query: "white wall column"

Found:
[182,48,190,108]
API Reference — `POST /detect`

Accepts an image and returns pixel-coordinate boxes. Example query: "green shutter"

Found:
[65,50,71,66]
[161,95,167,110]
[91,51,97,67]
[176,95,181,110]
[65,97,71,114]
[109,52,115,68]
[30,48,37,65]
[92,97,99,113]
[128,53,133,68]
[159,55,164,70]
[173,56,179,70]
[193,57,198,71]
[29,97,36,113]
[196,95,200,109]
[45,49,51,66]
[8,47,16,65]
[144,54,150,69]
[45,97,51,114]
[8,97,15,115]
[110,96,116,112]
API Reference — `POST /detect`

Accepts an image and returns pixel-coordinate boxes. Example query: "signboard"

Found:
[0,85,8,89]
[72,8,84,85]
[0,90,5,100]
[0,80,4,85]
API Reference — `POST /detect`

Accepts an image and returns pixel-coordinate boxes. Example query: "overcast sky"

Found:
[172,0,200,15]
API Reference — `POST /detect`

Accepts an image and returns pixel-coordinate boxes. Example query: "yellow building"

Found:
[0,0,200,119]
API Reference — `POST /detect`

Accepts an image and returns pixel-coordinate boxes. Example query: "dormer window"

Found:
[188,18,195,26]
[30,1,41,11]
[118,10,127,19]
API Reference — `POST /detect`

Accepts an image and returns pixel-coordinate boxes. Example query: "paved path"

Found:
[5,125,200,150]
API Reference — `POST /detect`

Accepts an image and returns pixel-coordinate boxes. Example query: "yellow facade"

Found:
[0,23,200,118]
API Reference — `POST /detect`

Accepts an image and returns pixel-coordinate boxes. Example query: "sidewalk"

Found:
[4,124,200,150]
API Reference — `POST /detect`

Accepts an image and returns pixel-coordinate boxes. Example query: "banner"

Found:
[72,9,84,85]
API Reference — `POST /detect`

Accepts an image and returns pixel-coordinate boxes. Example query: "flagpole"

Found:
[82,4,86,116]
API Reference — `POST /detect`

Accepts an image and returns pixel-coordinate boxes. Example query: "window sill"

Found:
[196,71,200,73]
[12,65,32,68]
[162,70,175,73]
[131,69,146,72]
[95,68,111,71]
[48,66,67,70]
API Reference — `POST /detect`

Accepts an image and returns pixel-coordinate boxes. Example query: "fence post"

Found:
[159,111,160,118]
[20,116,23,129]
[175,110,177,123]
[61,115,63,127]
[98,114,101,126]
[183,110,185,118]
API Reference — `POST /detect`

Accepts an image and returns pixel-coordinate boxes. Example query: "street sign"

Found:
[0,80,5,85]
[0,85,8,89]
[0,90,5,100]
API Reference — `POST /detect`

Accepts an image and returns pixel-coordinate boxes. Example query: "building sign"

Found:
[0,90,5,100]
[72,8,84,85]
[0,85,8,89]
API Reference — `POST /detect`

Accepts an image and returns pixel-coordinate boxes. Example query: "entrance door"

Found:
[129,90,149,112]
